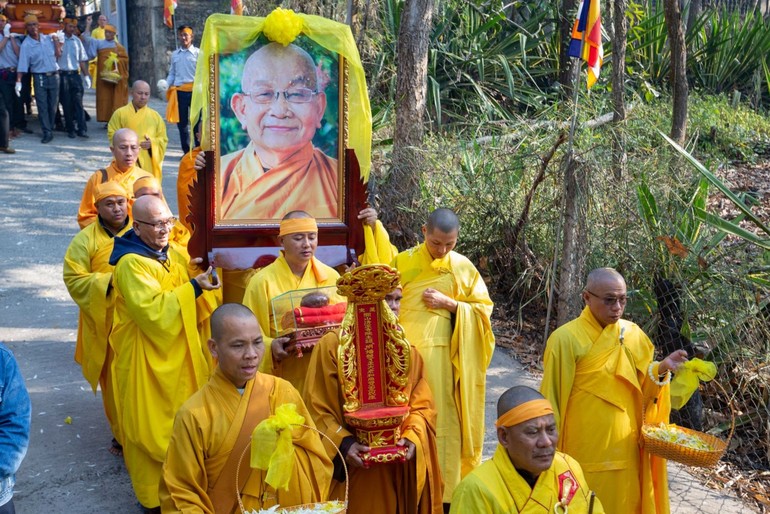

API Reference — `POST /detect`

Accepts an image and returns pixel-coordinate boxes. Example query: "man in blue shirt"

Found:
[58,18,90,139]
[16,14,62,144]
[0,342,31,514]
[165,25,199,154]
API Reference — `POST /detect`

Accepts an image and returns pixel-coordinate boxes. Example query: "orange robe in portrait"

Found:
[219,142,338,220]
[304,330,444,514]
[96,43,129,122]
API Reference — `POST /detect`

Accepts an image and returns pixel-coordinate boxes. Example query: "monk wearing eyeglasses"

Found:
[540,268,688,514]
[108,194,221,513]
[201,42,338,221]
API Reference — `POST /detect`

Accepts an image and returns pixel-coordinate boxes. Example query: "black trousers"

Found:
[0,71,23,130]
[0,76,12,147]
[175,89,199,154]
[59,72,86,134]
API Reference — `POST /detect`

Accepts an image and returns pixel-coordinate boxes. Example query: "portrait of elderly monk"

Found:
[219,42,338,221]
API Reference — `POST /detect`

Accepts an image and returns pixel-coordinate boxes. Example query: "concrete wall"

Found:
[124,0,225,97]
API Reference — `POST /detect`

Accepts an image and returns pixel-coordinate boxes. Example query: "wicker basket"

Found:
[100,71,121,84]
[642,379,734,468]
[236,423,348,514]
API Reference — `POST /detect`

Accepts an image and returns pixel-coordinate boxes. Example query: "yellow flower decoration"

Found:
[263,7,304,46]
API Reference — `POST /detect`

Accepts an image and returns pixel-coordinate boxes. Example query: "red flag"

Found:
[231,0,243,15]
[164,0,177,28]
[568,0,603,88]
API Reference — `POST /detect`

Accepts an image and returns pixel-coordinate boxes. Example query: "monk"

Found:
[241,211,340,393]
[391,208,495,507]
[540,268,689,514]
[78,128,152,228]
[132,175,221,353]
[108,80,168,180]
[159,303,333,513]
[82,18,128,122]
[87,14,108,88]
[109,195,221,512]
[450,386,604,513]
[63,181,131,456]
[304,283,443,513]
[195,42,337,221]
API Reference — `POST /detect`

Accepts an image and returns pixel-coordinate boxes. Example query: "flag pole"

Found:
[172,13,178,49]
[543,9,588,344]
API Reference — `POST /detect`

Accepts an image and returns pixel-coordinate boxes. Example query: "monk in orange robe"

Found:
[159,303,332,514]
[82,22,128,122]
[303,287,444,513]
[78,128,152,228]
[219,42,339,221]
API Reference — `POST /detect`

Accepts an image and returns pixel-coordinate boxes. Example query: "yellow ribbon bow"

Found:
[263,7,304,46]
[250,403,305,491]
[670,358,717,410]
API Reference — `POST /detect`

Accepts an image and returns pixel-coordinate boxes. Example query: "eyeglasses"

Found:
[135,217,176,231]
[585,290,628,306]
[243,87,318,104]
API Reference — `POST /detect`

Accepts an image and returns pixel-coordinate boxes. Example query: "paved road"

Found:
[0,91,755,512]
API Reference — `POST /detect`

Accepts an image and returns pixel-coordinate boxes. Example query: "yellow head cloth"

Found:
[132,176,161,195]
[180,27,193,35]
[63,18,78,25]
[495,399,554,428]
[0,15,8,21]
[251,403,305,491]
[190,9,372,181]
[278,217,317,237]
[24,14,39,24]
[94,181,129,204]
[104,24,117,33]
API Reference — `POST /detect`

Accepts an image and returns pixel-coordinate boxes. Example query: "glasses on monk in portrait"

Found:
[585,290,628,306]
[244,88,319,104]
[135,217,176,230]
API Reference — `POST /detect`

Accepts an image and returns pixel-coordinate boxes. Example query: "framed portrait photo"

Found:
[186,11,372,270]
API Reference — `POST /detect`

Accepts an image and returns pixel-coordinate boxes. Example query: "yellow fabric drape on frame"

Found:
[190,12,372,182]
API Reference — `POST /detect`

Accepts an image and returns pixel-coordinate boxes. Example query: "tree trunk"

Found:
[558,0,578,96]
[382,0,435,248]
[612,0,628,179]
[665,0,688,144]
[687,0,702,31]
[556,156,588,327]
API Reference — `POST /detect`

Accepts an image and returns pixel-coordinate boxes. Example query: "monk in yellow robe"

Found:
[159,303,332,514]
[131,176,222,372]
[82,22,128,122]
[220,42,338,221]
[78,128,152,229]
[450,386,604,514]
[63,181,131,454]
[304,286,444,513]
[391,208,495,505]
[242,212,340,393]
[108,195,222,511]
[108,80,168,180]
[540,268,689,514]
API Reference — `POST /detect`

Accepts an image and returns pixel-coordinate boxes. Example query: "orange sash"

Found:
[165,82,194,123]
[208,373,273,514]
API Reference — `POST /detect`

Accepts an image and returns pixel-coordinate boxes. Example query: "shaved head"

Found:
[131,80,151,109]
[111,129,140,171]
[426,208,460,234]
[585,267,626,291]
[132,194,168,220]
[241,43,319,91]
[113,127,138,146]
[497,386,547,418]
[210,303,257,341]
[282,210,313,221]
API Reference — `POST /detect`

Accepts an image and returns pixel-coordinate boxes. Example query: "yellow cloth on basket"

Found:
[670,358,717,410]
[251,403,305,491]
